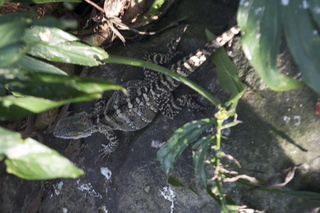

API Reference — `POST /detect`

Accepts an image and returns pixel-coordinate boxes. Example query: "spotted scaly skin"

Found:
[53,25,240,158]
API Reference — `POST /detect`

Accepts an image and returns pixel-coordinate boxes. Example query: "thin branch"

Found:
[84,0,104,13]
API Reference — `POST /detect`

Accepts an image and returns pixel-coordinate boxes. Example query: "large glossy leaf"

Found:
[157,118,215,178]
[0,42,26,67]
[8,55,67,75]
[309,0,320,21]
[0,95,101,120]
[0,11,76,30]
[0,127,84,180]
[24,26,78,44]
[0,13,32,67]
[0,12,34,24]
[31,16,77,29]
[24,26,109,66]
[0,20,28,48]
[281,0,320,94]
[0,69,124,120]
[237,0,304,91]
[1,69,123,99]
[0,13,104,68]
[27,42,108,65]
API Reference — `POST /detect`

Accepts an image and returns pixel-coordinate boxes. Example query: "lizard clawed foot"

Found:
[99,144,112,160]
[99,133,119,160]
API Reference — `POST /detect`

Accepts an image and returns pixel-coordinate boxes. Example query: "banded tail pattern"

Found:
[161,25,241,92]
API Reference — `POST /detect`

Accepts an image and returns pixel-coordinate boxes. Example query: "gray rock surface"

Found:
[1,0,320,213]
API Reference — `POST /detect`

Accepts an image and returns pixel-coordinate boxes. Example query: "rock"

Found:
[2,0,320,213]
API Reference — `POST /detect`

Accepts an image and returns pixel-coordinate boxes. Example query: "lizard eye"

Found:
[81,117,89,123]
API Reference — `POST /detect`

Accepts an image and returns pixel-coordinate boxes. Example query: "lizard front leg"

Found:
[99,130,119,159]
[92,97,106,115]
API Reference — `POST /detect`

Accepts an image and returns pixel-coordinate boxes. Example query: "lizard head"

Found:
[53,112,96,139]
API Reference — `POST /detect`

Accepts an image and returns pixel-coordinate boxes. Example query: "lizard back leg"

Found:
[177,94,213,112]
[157,93,211,119]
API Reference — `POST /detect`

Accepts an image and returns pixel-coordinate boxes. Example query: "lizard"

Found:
[53,25,240,158]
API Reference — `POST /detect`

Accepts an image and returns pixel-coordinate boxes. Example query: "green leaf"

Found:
[9,55,67,75]
[0,127,84,180]
[168,176,197,195]
[281,190,320,200]
[206,185,239,212]
[0,12,34,25]
[212,47,245,98]
[142,0,166,20]
[205,29,246,114]
[309,0,320,22]
[281,0,320,94]
[28,42,108,65]
[157,118,215,178]
[0,69,124,120]
[206,185,221,203]
[0,20,28,48]
[31,16,77,29]
[193,136,212,185]
[24,26,78,44]
[1,69,123,99]
[206,29,245,99]
[237,0,304,91]
[0,42,26,67]
[0,95,101,120]
[24,26,109,66]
